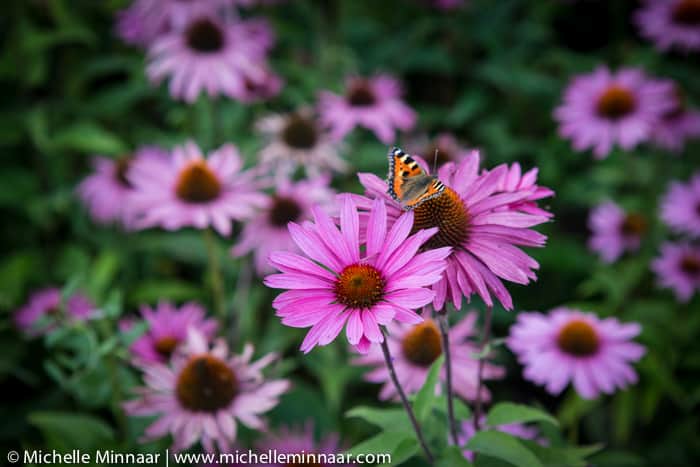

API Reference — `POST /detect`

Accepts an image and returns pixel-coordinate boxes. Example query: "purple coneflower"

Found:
[318,74,416,144]
[507,308,645,399]
[256,108,347,176]
[353,313,504,401]
[456,416,543,461]
[128,141,266,236]
[146,15,275,103]
[14,287,94,337]
[232,176,336,275]
[661,172,700,237]
[588,201,647,263]
[128,301,218,364]
[635,0,700,53]
[554,66,674,158]
[264,196,451,353]
[124,330,289,452]
[355,150,552,311]
[254,421,349,467]
[652,242,700,301]
[77,146,167,226]
[652,87,700,152]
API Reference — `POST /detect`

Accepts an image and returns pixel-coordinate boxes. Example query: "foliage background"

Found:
[1,0,699,466]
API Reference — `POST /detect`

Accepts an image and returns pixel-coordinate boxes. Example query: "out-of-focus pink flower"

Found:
[588,201,646,263]
[14,288,94,337]
[635,0,700,53]
[652,242,700,302]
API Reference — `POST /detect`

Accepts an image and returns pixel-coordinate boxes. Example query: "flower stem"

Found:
[438,313,459,445]
[473,306,493,431]
[380,329,434,465]
[203,229,226,323]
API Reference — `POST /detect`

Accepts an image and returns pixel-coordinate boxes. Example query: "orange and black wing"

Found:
[387,147,445,210]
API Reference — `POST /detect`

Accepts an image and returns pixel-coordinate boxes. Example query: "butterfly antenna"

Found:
[432,148,439,174]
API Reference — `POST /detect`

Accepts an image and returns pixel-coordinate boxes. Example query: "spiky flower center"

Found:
[175,161,222,203]
[620,213,647,236]
[411,187,469,250]
[282,115,318,149]
[680,255,700,276]
[268,196,302,227]
[115,156,133,188]
[557,319,600,357]
[347,80,376,107]
[176,355,238,412]
[672,0,700,26]
[186,18,225,53]
[334,264,385,308]
[596,85,636,120]
[154,336,179,359]
[401,320,443,367]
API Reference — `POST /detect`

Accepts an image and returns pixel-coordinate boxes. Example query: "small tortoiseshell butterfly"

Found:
[387,147,446,210]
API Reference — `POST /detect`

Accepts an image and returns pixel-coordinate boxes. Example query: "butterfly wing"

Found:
[387,147,446,210]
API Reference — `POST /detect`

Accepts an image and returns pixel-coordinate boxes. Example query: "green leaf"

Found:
[437,446,473,467]
[487,403,559,428]
[53,122,127,155]
[520,441,603,467]
[346,406,410,431]
[346,430,415,459]
[28,412,115,451]
[465,430,543,467]
[414,354,444,422]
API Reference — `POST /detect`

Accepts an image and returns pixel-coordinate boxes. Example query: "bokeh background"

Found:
[1,1,699,466]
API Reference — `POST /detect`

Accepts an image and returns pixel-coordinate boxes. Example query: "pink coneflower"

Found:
[495,163,555,219]
[355,150,552,311]
[353,313,504,401]
[128,301,218,364]
[661,173,700,237]
[146,15,274,103]
[254,421,349,467]
[507,308,645,399]
[124,330,290,452]
[232,176,336,275]
[128,141,266,236]
[255,108,347,176]
[554,66,675,158]
[14,288,94,337]
[116,0,234,47]
[456,416,542,461]
[652,242,700,301]
[77,146,167,226]
[236,65,283,103]
[652,87,700,152]
[264,196,451,354]
[318,74,416,144]
[635,0,700,53]
[588,201,647,263]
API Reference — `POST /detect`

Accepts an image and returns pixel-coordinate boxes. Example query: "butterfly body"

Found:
[387,147,446,210]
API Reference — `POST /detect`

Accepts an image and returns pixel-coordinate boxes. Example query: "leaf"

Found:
[53,122,127,155]
[487,403,559,428]
[437,446,473,467]
[346,406,410,431]
[346,430,415,459]
[414,354,444,422]
[28,412,114,451]
[520,441,603,467]
[465,431,543,467]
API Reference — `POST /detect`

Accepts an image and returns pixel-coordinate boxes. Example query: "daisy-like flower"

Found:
[236,65,283,103]
[256,108,347,176]
[507,308,645,399]
[652,87,700,152]
[588,201,647,263]
[318,74,416,144]
[124,330,289,452]
[554,66,675,158]
[128,301,218,364]
[147,15,275,103]
[264,196,451,354]
[495,162,555,219]
[652,242,700,301]
[116,0,234,47]
[253,421,350,467]
[635,0,700,53]
[355,150,552,311]
[14,287,94,337]
[353,313,504,401]
[128,141,266,236]
[661,173,700,237]
[456,416,543,461]
[77,146,167,226]
[232,176,336,275]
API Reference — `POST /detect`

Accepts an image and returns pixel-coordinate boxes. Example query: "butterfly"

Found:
[386,146,446,210]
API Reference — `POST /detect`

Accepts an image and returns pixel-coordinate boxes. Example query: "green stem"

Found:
[203,229,226,323]
[473,306,493,431]
[438,313,459,445]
